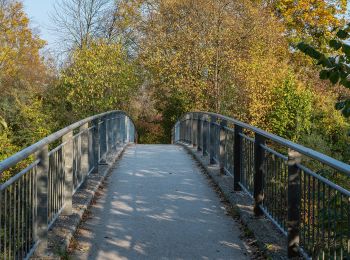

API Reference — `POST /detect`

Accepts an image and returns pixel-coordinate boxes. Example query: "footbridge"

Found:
[1,111,350,259]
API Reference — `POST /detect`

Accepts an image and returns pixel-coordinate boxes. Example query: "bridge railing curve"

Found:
[0,110,136,259]
[173,111,350,259]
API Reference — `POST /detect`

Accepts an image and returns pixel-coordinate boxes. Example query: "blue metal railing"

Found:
[0,110,136,259]
[173,111,350,259]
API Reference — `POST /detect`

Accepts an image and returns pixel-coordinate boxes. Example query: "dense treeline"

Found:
[1,0,350,166]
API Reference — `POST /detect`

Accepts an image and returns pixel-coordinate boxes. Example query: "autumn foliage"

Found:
[0,0,349,164]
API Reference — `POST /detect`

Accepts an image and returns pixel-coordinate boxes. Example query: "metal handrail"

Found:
[191,111,350,175]
[173,111,350,259]
[0,110,135,173]
[0,110,136,259]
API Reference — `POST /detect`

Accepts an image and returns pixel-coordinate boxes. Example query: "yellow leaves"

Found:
[0,1,48,95]
[270,0,346,47]
[58,40,139,119]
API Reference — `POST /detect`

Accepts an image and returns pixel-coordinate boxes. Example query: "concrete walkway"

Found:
[70,145,249,260]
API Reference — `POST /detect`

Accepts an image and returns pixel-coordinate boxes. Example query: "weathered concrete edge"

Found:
[178,142,288,259]
[35,144,131,259]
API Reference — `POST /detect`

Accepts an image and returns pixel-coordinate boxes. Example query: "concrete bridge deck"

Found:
[70,144,249,259]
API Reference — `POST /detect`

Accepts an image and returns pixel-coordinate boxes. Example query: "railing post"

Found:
[121,114,126,144]
[100,116,107,163]
[92,119,100,168]
[125,116,130,143]
[209,115,216,164]
[80,123,89,178]
[234,125,242,191]
[192,113,197,147]
[185,114,190,143]
[219,119,227,174]
[63,131,73,215]
[287,149,301,258]
[197,114,201,151]
[254,133,265,216]
[202,115,208,156]
[111,113,116,149]
[106,115,110,153]
[35,145,49,255]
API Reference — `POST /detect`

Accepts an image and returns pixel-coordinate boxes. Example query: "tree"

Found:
[265,0,347,49]
[50,0,144,53]
[50,0,113,51]
[0,1,54,148]
[139,0,294,140]
[297,23,350,117]
[52,40,139,123]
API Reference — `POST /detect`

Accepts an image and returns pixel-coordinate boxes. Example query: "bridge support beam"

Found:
[287,149,301,258]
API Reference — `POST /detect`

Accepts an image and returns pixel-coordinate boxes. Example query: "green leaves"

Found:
[297,25,350,117]
[329,40,342,50]
[342,44,350,56]
[329,71,340,84]
[335,100,350,117]
[297,42,323,60]
[337,29,348,39]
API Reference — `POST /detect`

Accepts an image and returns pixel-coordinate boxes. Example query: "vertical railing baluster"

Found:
[34,145,49,255]
[254,133,265,216]
[287,149,301,258]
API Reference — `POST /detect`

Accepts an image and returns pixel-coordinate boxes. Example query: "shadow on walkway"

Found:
[70,144,249,260]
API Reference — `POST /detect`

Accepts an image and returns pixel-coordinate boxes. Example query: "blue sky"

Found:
[23,0,56,50]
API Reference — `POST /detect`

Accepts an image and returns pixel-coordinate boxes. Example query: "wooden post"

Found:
[233,125,242,191]
[254,133,265,216]
[287,149,301,258]
[63,131,73,215]
[35,145,49,255]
